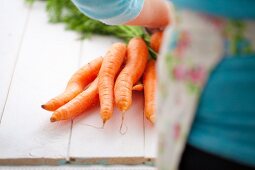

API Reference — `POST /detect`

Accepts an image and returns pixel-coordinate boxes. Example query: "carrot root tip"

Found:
[41,104,54,111]
[102,119,107,127]
[50,116,57,122]
[149,115,155,124]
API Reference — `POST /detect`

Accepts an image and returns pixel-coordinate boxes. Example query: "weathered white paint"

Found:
[0,1,157,165]
[0,0,31,121]
[69,93,146,164]
[0,1,81,164]
[79,35,121,65]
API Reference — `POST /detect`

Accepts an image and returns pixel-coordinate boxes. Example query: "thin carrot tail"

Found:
[100,108,113,124]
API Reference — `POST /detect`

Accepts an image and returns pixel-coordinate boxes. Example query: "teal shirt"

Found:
[71,0,255,167]
[172,0,255,19]
[189,56,255,167]
[71,0,144,25]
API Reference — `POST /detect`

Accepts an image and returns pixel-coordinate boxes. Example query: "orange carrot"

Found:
[143,60,157,124]
[50,79,144,122]
[42,57,102,111]
[98,43,127,124]
[150,31,163,53]
[132,83,144,91]
[50,78,99,122]
[114,37,148,112]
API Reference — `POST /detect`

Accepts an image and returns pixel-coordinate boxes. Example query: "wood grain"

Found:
[0,2,157,165]
[0,0,31,121]
[0,1,81,165]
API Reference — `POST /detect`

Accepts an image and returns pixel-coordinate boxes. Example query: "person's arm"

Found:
[126,0,170,28]
[71,0,171,28]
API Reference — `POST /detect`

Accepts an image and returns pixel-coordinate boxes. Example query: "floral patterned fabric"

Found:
[156,6,255,170]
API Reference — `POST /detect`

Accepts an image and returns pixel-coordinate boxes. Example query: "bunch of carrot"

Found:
[42,32,163,125]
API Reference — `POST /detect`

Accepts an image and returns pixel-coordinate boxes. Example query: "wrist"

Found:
[126,0,172,28]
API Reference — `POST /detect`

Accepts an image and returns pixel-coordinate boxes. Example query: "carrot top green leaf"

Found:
[26,0,157,59]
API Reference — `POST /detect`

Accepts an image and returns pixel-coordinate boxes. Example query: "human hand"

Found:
[125,0,172,28]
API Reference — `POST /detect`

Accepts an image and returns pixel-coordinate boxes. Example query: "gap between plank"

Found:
[67,120,74,163]
[0,4,33,124]
[143,107,146,159]
[66,40,84,162]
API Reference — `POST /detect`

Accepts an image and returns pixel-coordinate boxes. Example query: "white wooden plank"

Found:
[0,0,31,121]
[0,1,81,165]
[79,35,120,65]
[69,36,145,164]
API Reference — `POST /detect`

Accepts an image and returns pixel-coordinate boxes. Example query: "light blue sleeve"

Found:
[71,0,145,25]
